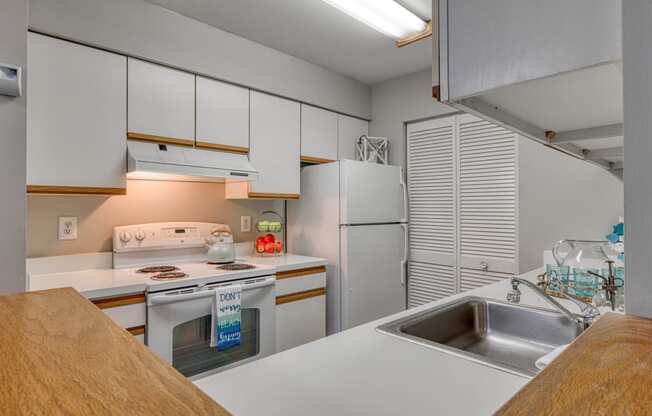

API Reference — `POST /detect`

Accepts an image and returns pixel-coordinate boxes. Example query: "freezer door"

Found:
[340,223,407,330]
[340,160,406,225]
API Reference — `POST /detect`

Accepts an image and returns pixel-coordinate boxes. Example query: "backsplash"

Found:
[27,180,282,258]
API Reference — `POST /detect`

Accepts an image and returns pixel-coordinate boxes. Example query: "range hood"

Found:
[127,141,258,183]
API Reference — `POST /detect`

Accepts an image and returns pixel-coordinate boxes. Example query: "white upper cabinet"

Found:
[27,33,127,194]
[300,104,338,163]
[338,115,368,161]
[196,76,249,153]
[226,91,300,199]
[127,58,195,145]
[437,0,622,164]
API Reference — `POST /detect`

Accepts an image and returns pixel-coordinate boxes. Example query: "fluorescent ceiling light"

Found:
[322,0,427,40]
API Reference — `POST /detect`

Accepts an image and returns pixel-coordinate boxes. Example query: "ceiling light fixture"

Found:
[321,0,431,47]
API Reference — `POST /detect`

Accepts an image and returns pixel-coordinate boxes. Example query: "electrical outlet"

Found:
[58,216,78,240]
[240,216,252,233]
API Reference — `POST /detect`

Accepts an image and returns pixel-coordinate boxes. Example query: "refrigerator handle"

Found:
[399,168,408,223]
[400,223,408,286]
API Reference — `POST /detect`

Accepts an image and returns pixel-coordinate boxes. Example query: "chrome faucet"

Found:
[506,276,600,330]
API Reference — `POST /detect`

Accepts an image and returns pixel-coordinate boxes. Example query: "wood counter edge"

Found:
[496,313,652,415]
[0,288,231,415]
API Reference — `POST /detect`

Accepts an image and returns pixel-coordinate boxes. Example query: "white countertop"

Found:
[195,268,615,416]
[237,254,327,273]
[27,253,326,299]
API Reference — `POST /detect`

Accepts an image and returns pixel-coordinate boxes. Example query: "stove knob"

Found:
[119,231,132,243]
[135,231,146,242]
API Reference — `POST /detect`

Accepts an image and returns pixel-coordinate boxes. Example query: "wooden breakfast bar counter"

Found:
[0,288,230,415]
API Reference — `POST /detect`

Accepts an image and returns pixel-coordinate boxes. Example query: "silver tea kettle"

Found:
[205,227,235,264]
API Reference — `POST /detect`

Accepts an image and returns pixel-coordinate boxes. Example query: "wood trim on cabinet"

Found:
[27,185,127,195]
[195,141,249,155]
[91,293,146,310]
[300,156,336,164]
[276,288,326,305]
[276,266,327,280]
[396,20,433,48]
[127,132,194,147]
[126,325,146,336]
[248,192,300,200]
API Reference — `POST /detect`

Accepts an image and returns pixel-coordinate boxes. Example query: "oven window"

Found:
[172,308,260,377]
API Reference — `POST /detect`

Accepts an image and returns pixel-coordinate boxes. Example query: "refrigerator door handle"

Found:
[400,223,408,286]
[399,168,408,223]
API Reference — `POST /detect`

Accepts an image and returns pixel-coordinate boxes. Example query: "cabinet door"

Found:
[196,76,249,153]
[247,91,300,198]
[127,58,194,145]
[457,114,517,277]
[276,294,326,353]
[338,115,368,161]
[27,33,127,193]
[406,116,457,307]
[301,104,338,163]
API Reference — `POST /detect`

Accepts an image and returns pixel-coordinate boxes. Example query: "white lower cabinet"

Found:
[275,267,327,352]
[27,33,127,194]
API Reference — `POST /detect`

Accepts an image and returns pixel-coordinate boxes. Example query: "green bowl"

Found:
[269,221,282,233]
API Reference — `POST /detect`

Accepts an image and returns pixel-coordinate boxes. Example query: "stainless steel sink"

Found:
[377,296,583,377]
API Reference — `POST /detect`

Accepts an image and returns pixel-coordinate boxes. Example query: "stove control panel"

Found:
[113,222,231,252]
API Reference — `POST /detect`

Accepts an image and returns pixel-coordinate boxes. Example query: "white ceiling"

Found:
[144,0,433,85]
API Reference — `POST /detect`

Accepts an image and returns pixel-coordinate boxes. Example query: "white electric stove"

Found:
[113,222,276,380]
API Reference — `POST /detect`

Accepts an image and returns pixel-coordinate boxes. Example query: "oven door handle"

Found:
[147,276,276,306]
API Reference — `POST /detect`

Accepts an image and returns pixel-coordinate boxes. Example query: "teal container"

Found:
[571,268,601,299]
[545,264,569,297]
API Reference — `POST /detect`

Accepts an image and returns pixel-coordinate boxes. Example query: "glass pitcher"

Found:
[551,239,615,300]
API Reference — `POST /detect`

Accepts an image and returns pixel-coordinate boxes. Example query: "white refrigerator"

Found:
[288,160,408,334]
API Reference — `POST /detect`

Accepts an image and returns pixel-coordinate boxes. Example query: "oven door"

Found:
[146,275,275,380]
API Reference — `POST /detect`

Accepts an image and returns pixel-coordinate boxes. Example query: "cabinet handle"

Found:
[480,262,489,272]
[400,223,408,285]
[399,168,408,223]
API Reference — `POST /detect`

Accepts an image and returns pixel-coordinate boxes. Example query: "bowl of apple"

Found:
[255,233,283,256]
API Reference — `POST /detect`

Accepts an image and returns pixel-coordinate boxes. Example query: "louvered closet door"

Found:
[458,114,517,291]
[406,117,456,307]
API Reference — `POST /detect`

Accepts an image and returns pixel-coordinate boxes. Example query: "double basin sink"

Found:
[377,296,583,377]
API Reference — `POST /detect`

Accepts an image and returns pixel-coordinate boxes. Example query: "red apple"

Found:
[275,240,283,253]
[256,236,265,246]
[264,242,275,253]
[263,234,275,244]
[256,241,266,253]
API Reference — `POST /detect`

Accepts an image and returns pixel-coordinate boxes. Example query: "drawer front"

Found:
[275,266,326,297]
[92,293,146,330]
[101,303,146,329]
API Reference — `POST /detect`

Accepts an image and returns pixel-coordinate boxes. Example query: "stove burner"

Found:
[137,265,179,274]
[216,263,256,271]
[150,271,188,281]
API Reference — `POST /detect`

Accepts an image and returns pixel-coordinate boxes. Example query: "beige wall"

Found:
[27,180,281,258]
